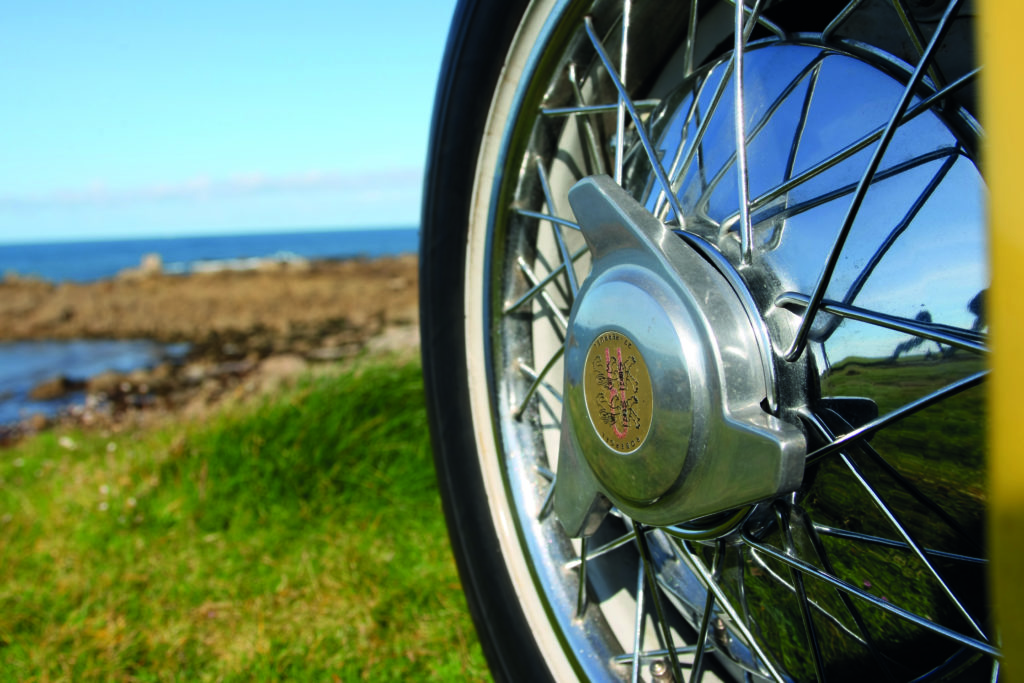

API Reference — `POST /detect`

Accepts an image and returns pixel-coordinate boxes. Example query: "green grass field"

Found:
[0,359,489,681]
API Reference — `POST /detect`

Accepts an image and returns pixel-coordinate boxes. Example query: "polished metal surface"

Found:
[556,175,804,534]
[471,0,992,680]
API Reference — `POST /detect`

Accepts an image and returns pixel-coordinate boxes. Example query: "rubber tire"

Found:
[420,1,554,681]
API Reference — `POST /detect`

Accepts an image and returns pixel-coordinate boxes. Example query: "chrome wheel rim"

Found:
[465,0,992,680]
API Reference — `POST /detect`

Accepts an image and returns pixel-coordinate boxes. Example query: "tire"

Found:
[421,1,992,681]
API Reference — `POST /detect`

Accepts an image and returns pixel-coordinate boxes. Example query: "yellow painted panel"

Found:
[984,0,1024,678]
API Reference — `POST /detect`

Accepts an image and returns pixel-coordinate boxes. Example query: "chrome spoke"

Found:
[784,0,966,362]
[584,15,687,224]
[748,68,979,214]
[741,530,1000,657]
[517,361,563,405]
[541,100,660,117]
[812,524,986,565]
[504,245,588,316]
[738,1,784,262]
[567,62,610,176]
[630,557,647,683]
[512,256,570,336]
[696,54,827,217]
[695,96,710,199]
[577,537,590,618]
[678,539,787,682]
[634,523,686,683]
[538,475,556,521]
[514,346,566,419]
[565,529,636,569]
[664,61,734,214]
[725,0,786,40]
[777,505,827,683]
[654,73,712,218]
[802,370,986,466]
[776,292,987,354]
[793,510,901,681]
[662,0,785,226]
[890,0,927,61]
[689,540,724,683]
[922,64,981,111]
[785,60,820,183]
[747,547,870,646]
[735,546,756,645]
[739,147,962,232]
[798,409,991,651]
[614,0,631,184]
[612,643,712,665]
[537,161,580,298]
[512,207,582,232]
[839,150,958,307]
[684,0,699,76]
[811,409,983,548]
[823,0,864,42]
[839,451,989,641]
[891,0,947,89]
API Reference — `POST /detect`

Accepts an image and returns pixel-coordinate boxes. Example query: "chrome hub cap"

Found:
[556,175,805,535]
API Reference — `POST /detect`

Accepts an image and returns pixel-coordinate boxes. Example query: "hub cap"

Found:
[555,175,806,535]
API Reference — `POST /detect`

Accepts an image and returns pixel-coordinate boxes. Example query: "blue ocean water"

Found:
[0,340,190,426]
[0,227,419,283]
[0,227,419,426]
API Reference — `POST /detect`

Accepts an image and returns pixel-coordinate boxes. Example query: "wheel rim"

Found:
[463,1,993,680]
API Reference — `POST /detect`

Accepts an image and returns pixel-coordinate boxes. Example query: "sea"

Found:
[0,227,419,426]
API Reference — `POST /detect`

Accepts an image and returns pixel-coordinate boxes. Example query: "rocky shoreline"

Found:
[0,254,420,443]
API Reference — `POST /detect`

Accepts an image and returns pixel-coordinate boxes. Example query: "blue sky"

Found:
[0,1,458,244]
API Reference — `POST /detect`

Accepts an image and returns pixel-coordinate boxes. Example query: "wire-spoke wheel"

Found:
[421,0,992,681]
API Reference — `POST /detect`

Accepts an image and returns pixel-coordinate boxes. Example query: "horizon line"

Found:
[0,223,420,247]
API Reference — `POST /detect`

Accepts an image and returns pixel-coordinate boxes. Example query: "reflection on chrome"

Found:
[475,0,991,679]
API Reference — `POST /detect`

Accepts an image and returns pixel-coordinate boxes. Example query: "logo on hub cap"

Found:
[584,331,653,453]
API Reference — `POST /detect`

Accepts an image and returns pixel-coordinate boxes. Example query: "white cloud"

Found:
[0,167,424,209]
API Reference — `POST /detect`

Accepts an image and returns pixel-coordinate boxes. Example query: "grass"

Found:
[0,358,489,681]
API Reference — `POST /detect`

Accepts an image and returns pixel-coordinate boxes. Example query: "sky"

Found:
[0,1,459,244]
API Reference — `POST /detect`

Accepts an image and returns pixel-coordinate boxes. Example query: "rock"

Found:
[29,375,85,401]
[148,362,174,382]
[0,254,421,430]
[385,303,419,326]
[306,345,360,361]
[88,371,124,395]
[117,253,163,280]
[209,360,256,377]
[2,271,50,286]
[26,413,49,431]
[259,354,308,381]
[140,253,163,276]
[365,326,420,356]
[182,363,211,385]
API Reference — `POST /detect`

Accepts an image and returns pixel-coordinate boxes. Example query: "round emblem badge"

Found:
[583,331,653,453]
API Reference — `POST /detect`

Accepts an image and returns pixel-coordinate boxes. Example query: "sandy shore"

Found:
[0,254,420,440]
